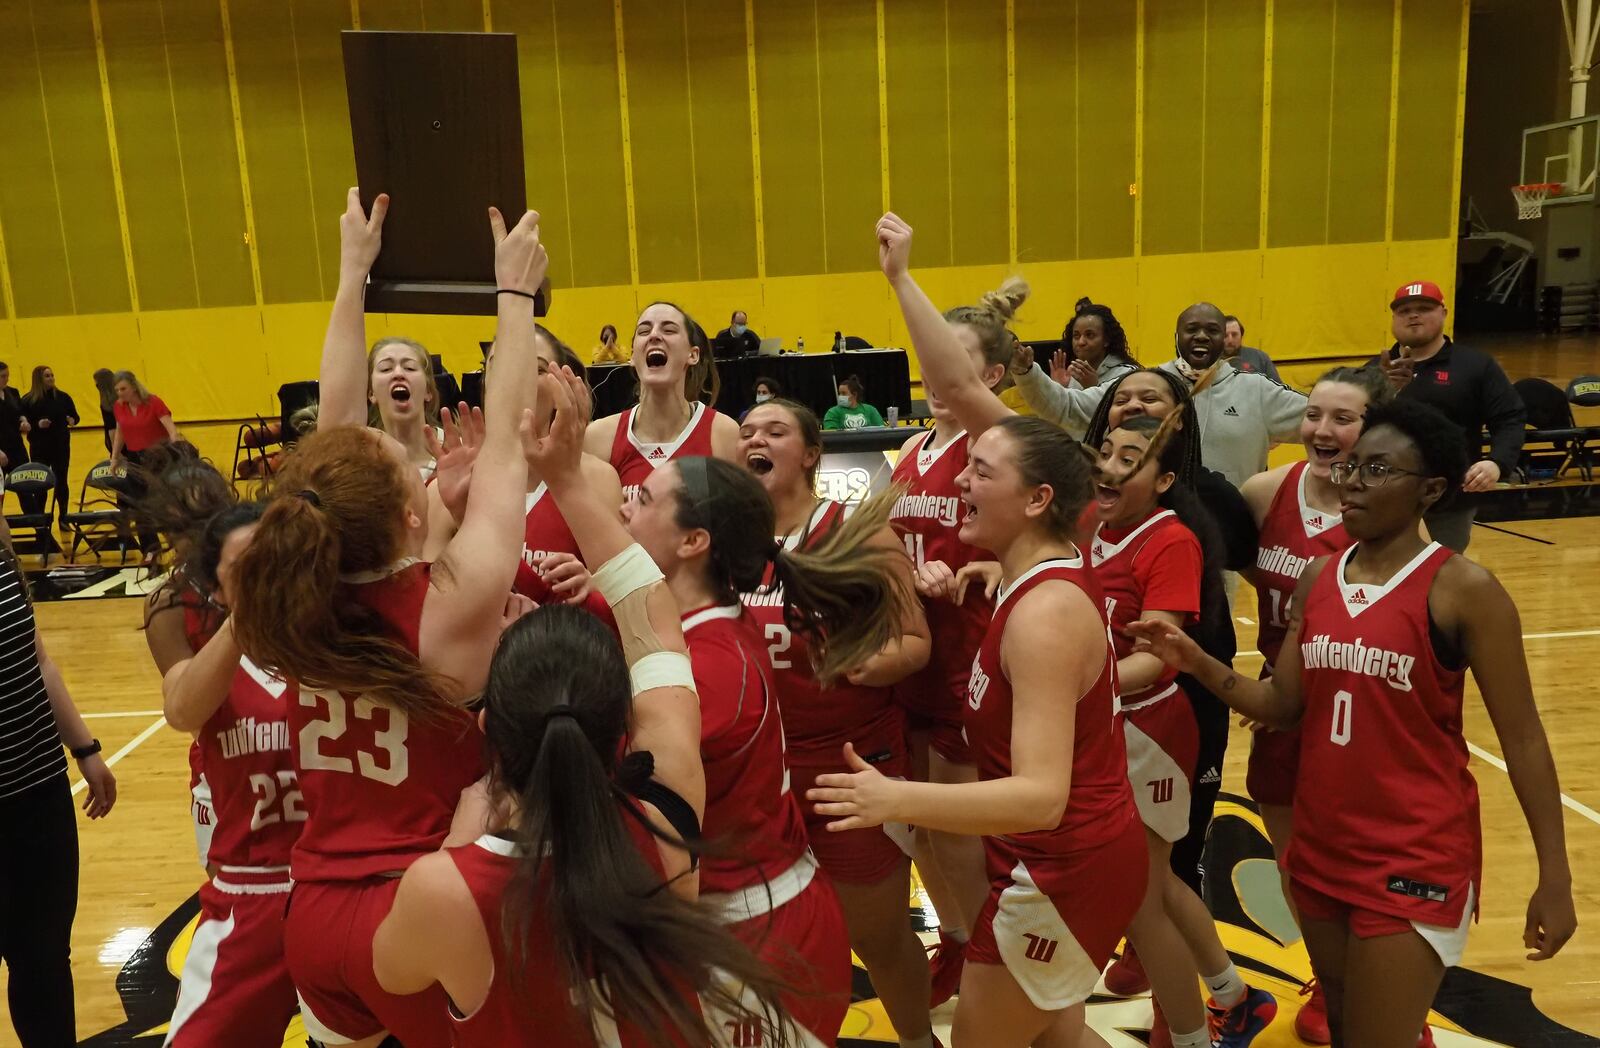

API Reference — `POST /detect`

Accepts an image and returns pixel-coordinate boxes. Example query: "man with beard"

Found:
[1373,281,1524,552]
[1009,301,1307,486]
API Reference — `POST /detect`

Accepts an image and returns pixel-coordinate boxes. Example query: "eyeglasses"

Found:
[1329,460,1429,487]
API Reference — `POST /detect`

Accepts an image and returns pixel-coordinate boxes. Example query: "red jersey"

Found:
[1090,509,1202,706]
[198,656,302,876]
[889,429,994,706]
[511,484,583,602]
[609,402,718,502]
[683,605,809,894]
[1287,543,1478,925]
[444,814,699,1048]
[739,501,902,757]
[965,556,1138,859]
[1253,462,1350,669]
[288,561,485,882]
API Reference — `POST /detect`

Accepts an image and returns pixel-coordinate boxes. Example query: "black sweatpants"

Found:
[0,773,80,1047]
[1171,675,1230,899]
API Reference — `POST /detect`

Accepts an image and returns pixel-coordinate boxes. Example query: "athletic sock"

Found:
[900,1033,935,1048]
[1204,963,1247,1009]
[1171,1027,1211,1048]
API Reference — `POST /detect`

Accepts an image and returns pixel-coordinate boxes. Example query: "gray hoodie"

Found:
[1014,358,1308,486]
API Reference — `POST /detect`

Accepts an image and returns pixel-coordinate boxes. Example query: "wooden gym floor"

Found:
[2,335,1598,1047]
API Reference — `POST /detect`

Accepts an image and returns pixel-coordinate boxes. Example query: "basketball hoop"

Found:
[1512,182,1563,219]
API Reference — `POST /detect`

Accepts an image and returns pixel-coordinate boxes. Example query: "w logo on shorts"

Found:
[1148,777,1175,804]
[1021,932,1059,963]
[723,1019,763,1047]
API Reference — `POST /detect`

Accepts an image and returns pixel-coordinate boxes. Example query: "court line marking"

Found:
[83,710,164,719]
[1466,742,1600,828]
[71,716,168,797]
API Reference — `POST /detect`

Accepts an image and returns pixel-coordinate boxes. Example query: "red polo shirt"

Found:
[113,394,172,452]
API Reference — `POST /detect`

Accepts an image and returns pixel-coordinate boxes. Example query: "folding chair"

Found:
[4,462,59,565]
[62,460,134,564]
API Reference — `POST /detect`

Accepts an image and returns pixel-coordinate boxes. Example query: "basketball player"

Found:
[584,301,740,501]
[888,290,1019,1005]
[1093,415,1275,1048]
[1129,399,1577,1048]
[424,327,620,610]
[371,367,788,1047]
[224,202,550,1048]
[738,397,936,1048]
[158,507,301,1046]
[1238,365,1389,1043]
[139,454,254,872]
[317,189,443,478]
[626,453,935,1044]
[808,410,1145,1048]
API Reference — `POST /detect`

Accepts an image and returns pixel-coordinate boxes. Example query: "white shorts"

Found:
[1122,709,1194,844]
[191,775,214,869]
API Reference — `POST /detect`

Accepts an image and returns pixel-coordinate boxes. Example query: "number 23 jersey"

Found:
[288,561,486,882]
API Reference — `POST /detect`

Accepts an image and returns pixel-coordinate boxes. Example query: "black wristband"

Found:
[71,738,102,760]
[497,288,538,301]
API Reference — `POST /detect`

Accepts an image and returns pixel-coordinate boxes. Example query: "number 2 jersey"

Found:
[1253,461,1350,669]
[1287,542,1478,926]
[965,556,1137,863]
[288,561,486,882]
[888,429,993,733]
[739,501,903,759]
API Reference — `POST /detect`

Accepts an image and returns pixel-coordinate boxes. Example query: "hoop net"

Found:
[1512,182,1562,219]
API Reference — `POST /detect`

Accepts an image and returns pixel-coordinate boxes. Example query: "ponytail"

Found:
[229,427,454,722]
[486,607,790,1048]
[770,485,917,685]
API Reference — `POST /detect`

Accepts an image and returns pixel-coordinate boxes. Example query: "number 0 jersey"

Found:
[1287,543,1478,926]
[288,561,486,882]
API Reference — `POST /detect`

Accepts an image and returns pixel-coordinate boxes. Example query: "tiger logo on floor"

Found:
[84,796,1596,1047]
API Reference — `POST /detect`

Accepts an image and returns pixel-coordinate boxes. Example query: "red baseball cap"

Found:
[1390,280,1445,310]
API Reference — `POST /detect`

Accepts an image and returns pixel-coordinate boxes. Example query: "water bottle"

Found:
[797,336,805,354]
[886,405,899,426]
[834,330,845,353]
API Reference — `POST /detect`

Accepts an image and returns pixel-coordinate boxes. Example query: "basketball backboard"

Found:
[1520,115,1600,204]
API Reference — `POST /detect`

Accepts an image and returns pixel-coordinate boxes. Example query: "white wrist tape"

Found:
[630,651,696,697]
[593,544,665,606]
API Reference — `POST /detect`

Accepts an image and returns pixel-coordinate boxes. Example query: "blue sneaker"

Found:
[1207,986,1278,1047]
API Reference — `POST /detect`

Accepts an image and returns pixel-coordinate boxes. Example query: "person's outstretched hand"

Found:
[877,212,914,282]
[339,187,388,279]
[490,207,549,297]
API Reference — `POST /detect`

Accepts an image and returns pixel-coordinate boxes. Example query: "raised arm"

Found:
[1008,350,1107,438]
[418,209,548,697]
[318,189,389,430]
[878,213,1012,439]
[1444,560,1575,959]
[162,618,243,733]
[527,368,705,817]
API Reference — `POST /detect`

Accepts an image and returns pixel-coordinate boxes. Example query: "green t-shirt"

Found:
[823,403,887,430]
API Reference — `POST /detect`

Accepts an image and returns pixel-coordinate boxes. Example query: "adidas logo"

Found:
[648,446,667,460]
[1307,515,1323,528]
[1348,588,1368,605]
[1094,543,1105,559]
[1223,406,1240,416]
[1197,766,1221,785]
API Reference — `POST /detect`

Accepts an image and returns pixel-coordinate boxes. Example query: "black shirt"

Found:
[713,327,761,358]
[22,390,77,460]
[0,389,26,469]
[1375,337,1526,476]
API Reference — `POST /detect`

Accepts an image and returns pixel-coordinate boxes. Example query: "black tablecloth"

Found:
[433,350,911,426]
